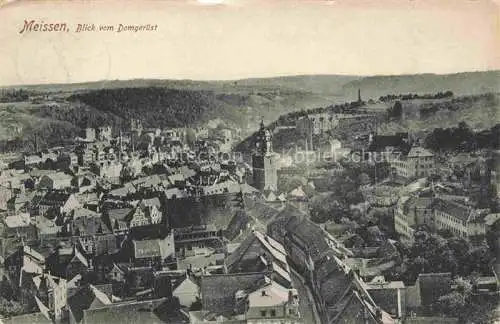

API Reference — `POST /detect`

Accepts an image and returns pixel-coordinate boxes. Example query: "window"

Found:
[270,310,276,317]
[261,310,267,317]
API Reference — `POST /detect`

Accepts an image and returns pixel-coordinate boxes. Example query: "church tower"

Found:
[252,121,277,191]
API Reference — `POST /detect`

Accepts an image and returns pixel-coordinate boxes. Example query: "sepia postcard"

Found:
[0,0,499,323]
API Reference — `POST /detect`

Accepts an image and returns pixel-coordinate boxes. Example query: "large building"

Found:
[252,122,278,192]
[391,146,435,179]
[395,196,489,242]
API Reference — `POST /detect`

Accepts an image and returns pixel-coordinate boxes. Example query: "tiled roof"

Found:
[433,198,472,222]
[225,231,288,273]
[287,218,330,261]
[40,191,70,204]
[81,297,188,324]
[200,272,266,316]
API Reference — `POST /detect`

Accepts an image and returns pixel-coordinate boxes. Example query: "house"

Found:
[6,192,34,213]
[75,192,101,211]
[38,172,73,190]
[173,225,224,258]
[433,198,489,239]
[104,207,134,233]
[4,245,46,292]
[67,284,113,324]
[46,245,91,280]
[284,217,331,278]
[199,272,267,318]
[2,212,37,242]
[391,146,435,180]
[365,276,406,319]
[246,279,300,324]
[225,231,292,289]
[58,152,78,170]
[34,191,80,218]
[128,198,163,228]
[394,196,434,242]
[106,263,128,283]
[405,272,452,312]
[24,154,44,167]
[91,160,122,184]
[266,204,305,245]
[72,173,97,192]
[28,273,68,322]
[76,148,94,166]
[73,296,189,324]
[68,208,108,236]
[122,228,176,269]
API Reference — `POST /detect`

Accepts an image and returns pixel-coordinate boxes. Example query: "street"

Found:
[290,268,321,324]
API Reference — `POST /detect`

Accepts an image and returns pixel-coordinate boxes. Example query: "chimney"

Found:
[261,290,266,296]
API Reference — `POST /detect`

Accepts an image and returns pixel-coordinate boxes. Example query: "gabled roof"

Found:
[173,275,199,295]
[225,231,288,272]
[247,280,291,308]
[433,198,472,222]
[70,248,89,267]
[68,284,112,323]
[107,207,134,222]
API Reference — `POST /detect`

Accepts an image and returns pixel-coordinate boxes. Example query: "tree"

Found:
[0,298,25,317]
[120,165,135,184]
[310,195,345,224]
[437,277,496,323]
[387,101,403,119]
[358,173,371,186]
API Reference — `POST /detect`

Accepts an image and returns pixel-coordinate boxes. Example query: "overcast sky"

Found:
[0,0,498,85]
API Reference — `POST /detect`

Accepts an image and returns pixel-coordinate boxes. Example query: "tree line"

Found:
[379,91,454,102]
[424,122,500,152]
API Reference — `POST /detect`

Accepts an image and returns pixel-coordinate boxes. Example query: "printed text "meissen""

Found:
[19,20,68,34]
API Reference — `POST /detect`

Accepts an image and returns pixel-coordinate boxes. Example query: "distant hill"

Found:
[342,71,500,101]
[0,71,498,152]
